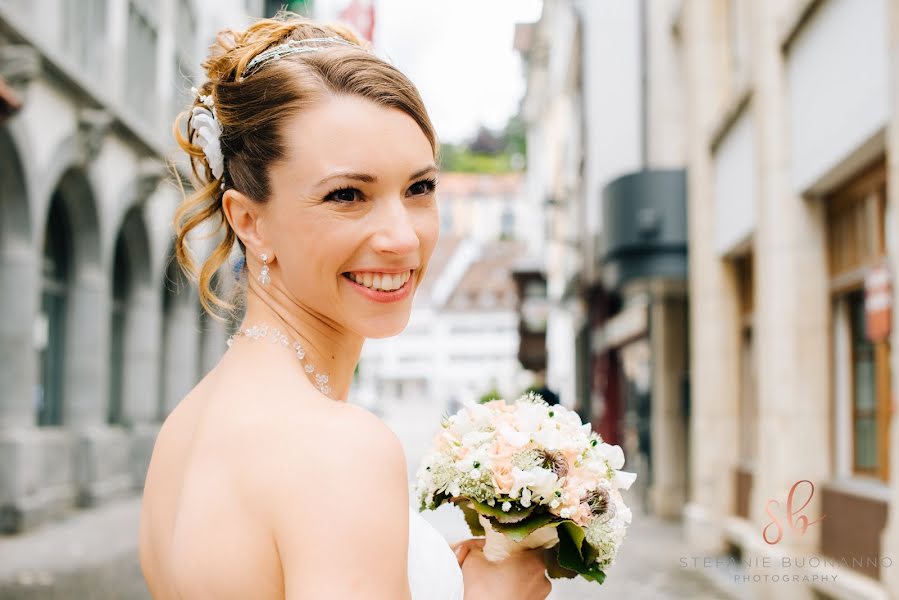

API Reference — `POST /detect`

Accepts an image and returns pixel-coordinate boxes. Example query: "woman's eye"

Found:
[325,187,361,203]
[408,179,437,196]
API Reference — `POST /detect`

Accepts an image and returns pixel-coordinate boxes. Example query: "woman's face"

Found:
[260,94,439,338]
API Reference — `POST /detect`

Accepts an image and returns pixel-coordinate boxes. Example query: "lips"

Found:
[342,270,413,292]
[341,269,415,304]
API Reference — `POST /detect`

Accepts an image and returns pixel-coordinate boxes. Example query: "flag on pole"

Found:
[338,0,376,43]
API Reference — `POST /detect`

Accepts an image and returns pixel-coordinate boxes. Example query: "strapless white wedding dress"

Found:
[407,505,465,599]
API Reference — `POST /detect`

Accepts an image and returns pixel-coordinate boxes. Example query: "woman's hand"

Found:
[451,538,551,600]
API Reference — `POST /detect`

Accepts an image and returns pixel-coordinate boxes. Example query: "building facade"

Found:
[680,0,899,597]
[517,0,691,520]
[0,0,260,533]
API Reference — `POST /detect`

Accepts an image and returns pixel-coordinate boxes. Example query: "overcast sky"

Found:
[316,0,544,143]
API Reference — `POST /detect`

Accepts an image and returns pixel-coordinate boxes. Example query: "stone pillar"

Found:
[0,246,38,429]
[64,267,133,506]
[64,267,109,428]
[747,0,830,568]
[649,281,688,519]
[161,297,202,416]
[123,284,163,489]
[727,4,830,597]
[123,285,162,425]
[0,246,45,533]
[681,0,742,554]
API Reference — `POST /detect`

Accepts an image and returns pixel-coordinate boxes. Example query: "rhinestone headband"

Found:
[241,36,361,79]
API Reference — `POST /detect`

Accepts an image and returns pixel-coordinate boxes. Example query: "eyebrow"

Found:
[314,165,438,187]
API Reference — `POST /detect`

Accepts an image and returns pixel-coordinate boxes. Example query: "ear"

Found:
[221,189,272,260]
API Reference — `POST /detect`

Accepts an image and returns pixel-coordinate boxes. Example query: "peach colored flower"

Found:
[492,464,515,494]
[487,438,516,462]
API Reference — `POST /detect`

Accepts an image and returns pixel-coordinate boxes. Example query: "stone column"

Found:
[649,281,688,519]
[0,246,38,429]
[125,285,163,490]
[64,267,109,428]
[746,0,830,569]
[65,267,133,506]
[681,0,742,554]
[161,298,202,416]
[123,285,162,425]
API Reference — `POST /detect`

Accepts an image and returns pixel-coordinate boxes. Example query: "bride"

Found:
[138,13,551,600]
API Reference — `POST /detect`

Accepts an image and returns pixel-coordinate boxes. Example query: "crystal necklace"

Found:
[226,324,332,397]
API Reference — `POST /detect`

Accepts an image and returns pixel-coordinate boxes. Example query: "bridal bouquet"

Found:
[413,393,636,584]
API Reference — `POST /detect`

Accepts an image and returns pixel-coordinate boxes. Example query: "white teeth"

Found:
[347,270,412,292]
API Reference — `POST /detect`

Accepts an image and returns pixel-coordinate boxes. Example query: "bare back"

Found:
[139,347,409,599]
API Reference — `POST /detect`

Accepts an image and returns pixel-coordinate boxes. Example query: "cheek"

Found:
[416,204,440,254]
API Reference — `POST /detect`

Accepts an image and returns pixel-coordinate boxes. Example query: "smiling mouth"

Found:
[341,270,413,292]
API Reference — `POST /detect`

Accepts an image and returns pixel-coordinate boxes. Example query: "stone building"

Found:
[679,0,899,597]
[0,0,260,533]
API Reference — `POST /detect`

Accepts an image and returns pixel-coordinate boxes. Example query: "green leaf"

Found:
[545,553,579,580]
[553,521,607,585]
[556,521,587,572]
[458,501,486,537]
[489,511,558,542]
[470,499,535,524]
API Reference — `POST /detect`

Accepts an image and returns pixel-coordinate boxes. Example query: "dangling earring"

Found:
[258,253,271,285]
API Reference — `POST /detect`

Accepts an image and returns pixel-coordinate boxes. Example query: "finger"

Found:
[453,544,470,566]
[465,538,486,550]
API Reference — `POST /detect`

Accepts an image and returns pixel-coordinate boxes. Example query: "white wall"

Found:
[713,110,756,256]
[787,0,889,194]
[577,0,643,237]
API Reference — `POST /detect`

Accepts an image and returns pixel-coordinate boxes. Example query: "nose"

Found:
[369,196,420,256]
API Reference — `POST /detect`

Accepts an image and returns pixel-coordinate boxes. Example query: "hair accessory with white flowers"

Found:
[190,87,225,183]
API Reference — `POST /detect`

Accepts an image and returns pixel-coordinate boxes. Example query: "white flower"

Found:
[497,424,530,447]
[597,443,626,470]
[502,501,512,512]
[190,89,224,181]
[520,487,532,507]
[613,470,637,490]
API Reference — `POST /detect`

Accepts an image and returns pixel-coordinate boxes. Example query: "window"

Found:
[126,1,159,127]
[108,234,130,425]
[848,290,880,473]
[63,0,107,79]
[38,194,72,427]
[828,159,889,481]
[735,254,756,468]
[172,0,198,119]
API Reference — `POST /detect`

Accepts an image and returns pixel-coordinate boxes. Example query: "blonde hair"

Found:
[172,13,439,317]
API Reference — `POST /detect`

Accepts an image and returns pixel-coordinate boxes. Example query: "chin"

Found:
[358,311,412,339]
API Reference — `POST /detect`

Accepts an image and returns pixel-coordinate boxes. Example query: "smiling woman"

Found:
[139,10,551,600]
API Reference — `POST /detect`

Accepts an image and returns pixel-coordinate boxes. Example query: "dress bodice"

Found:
[407,506,465,600]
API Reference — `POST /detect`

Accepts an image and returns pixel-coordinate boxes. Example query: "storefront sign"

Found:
[865,262,892,343]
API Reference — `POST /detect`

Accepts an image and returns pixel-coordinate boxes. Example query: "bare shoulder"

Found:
[239,392,412,599]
